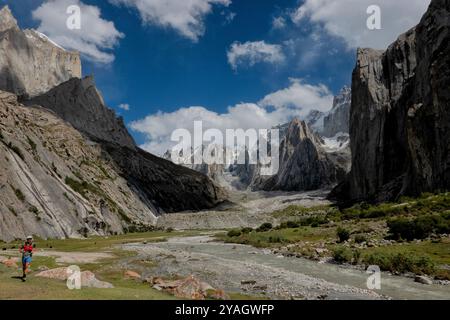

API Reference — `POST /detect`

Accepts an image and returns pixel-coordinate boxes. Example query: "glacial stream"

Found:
[125,236,450,300]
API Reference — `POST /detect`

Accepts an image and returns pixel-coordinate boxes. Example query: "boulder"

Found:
[0,257,18,268]
[414,275,433,285]
[36,267,114,288]
[124,270,141,279]
[150,275,228,300]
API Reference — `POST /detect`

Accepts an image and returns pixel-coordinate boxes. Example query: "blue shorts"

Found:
[22,256,32,264]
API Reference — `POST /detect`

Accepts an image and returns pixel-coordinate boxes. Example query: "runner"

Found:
[20,236,34,282]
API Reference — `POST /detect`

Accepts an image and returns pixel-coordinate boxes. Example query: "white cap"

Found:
[26,235,33,240]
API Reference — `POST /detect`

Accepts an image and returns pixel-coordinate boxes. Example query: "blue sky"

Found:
[3,0,430,154]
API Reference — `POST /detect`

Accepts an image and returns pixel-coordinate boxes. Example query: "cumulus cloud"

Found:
[118,103,130,111]
[130,81,334,155]
[227,41,285,70]
[259,79,334,115]
[109,0,230,42]
[292,0,431,49]
[32,0,124,64]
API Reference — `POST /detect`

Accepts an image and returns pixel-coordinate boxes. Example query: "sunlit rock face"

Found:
[0,6,81,98]
[332,0,450,203]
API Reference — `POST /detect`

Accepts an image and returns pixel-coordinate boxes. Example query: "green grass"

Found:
[271,204,332,218]
[0,263,174,300]
[218,226,334,248]
[0,231,202,300]
[342,192,450,220]
[23,230,203,253]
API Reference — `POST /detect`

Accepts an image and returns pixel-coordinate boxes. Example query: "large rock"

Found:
[0,6,81,97]
[101,141,225,213]
[36,267,114,288]
[323,86,351,137]
[28,76,136,149]
[333,0,450,203]
[0,90,158,241]
[258,119,348,191]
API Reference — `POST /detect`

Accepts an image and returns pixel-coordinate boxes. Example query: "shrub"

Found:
[337,227,350,243]
[240,227,253,234]
[256,223,273,232]
[387,215,450,241]
[332,247,353,264]
[27,136,37,152]
[364,252,435,275]
[227,229,242,237]
[354,234,367,244]
[278,221,299,229]
[299,216,328,227]
[268,236,284,243]
[14,187,25,202]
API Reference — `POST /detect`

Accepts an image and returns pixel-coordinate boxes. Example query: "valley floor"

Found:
[1,191,449,300]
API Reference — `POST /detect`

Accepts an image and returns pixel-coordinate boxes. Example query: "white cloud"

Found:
[118,103,130,111]
[227,41,285,70]
[259,79,334,116]
[292,0,431,49]
[272,16,286,30]
[32,0,123,63]
[130,81,334,155]
[110,0,230,42]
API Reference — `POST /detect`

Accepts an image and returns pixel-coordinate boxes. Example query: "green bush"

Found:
[14,187,25,202]
[332,247,353,264]
[278,221,299,229]
[27,136,37,152]
[298,216,328,227]
[354,234,367,244]
[227,229,242,237]
[364,252,435,275]
[240,227,253,234]
[256,223,273,232]
[337,227,350,243]
[387,215,450,241]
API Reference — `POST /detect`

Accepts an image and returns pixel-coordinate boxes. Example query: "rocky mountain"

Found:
[0,6,81,97]
[0,7,225,240]
[322,86,351,137]
[258,119,349,191]
[25,75,225,214]
[28,76,135,149]
[164,118,351,193]
[332,0,450,203]
[305,110,326,133]
[0,91,157,241]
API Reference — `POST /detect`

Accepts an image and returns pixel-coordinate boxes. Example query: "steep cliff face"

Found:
[0,91,157,241]
[28,76,136,149]
[335,0,450,202]
[323,86,351,137]
[26,76,225,215]
[0,6,81,97]
[259,119,348,191]
[102,142,226,213]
